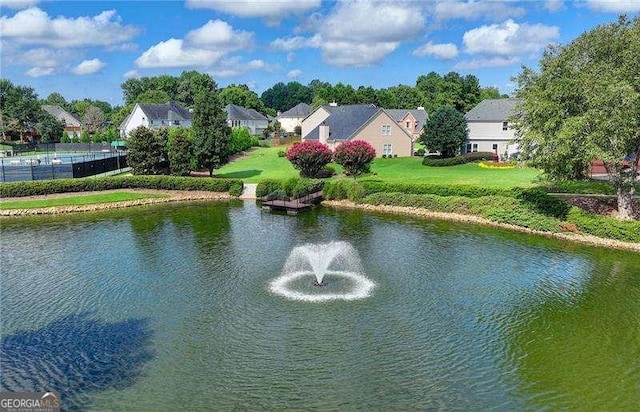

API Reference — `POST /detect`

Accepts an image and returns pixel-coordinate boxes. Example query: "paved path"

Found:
[240,183,257,200]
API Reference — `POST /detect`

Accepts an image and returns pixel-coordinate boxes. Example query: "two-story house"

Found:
[119,101,192,137]
[464,98,522,157]
[301,104,413,157]
[225,104,269,136]
[42,105,83,138]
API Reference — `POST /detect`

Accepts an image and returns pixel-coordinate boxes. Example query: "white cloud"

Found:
[208,57,275,78]
[544,0,565,12]
[463,19,559,56]
[270,36,310,52]
[435,0,526,21]
[72,58,106,75]
[185,0,321,24]
[287,52,295,62]
[583,0,640,12]
[271,1,426,67]
[454,56,519,70]
[135,19,255,69]
[184,19,253,50]
[124,70,139,79]
[135,38,224,68]
[0,7,139,48]
[413,41,459,59]
[26,66,54,77]
[287,69,303,79]
[0,0,40,9]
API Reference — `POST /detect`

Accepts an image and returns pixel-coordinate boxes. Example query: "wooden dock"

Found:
[261,191,323,215]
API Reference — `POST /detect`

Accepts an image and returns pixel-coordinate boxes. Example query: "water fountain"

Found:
[269,241,375,302]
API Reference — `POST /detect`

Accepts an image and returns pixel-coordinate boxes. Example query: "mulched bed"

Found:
[564,196,640,219]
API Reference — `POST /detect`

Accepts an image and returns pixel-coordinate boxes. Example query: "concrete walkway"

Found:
[240,183,257,200]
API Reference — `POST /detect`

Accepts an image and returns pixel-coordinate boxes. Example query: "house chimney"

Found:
[319,122,329,145]
[417,106,425,111]
[329,101,338,107]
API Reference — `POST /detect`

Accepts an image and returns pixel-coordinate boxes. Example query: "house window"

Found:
[492,144,498,151]
[502,121,508,131]
[381,125,391,135]
[466,143,472,153]
[472,143,478,152]
[173,120,180,125]
[148,120,153,125]
[383,143,393,156]
[406,121,411,128]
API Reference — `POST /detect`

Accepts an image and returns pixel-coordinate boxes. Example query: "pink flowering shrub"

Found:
[333,140,376,176]
[285,141,333,177]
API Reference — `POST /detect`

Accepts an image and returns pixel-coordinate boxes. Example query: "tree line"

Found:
[1,69,506,143]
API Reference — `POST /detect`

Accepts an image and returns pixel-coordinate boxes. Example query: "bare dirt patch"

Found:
[564,196,640,219]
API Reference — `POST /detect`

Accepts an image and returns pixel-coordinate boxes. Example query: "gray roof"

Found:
[307,104,380,141]
[386,108,428,131]
[225,104,268,121]
[465,98,522,122]
[139,101,191,121]
[279,102,311,118]
[42,105,82,126]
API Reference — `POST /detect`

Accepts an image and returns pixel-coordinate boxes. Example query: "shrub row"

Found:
[359,181,516,198]
[461,152,495,162]
[323,180,366,201]
[542,181,640,195]
[255,178,324,200]
[567,208,640,243]
[422,156,467,167]
[360,192,562,232]
[0,176,244,198]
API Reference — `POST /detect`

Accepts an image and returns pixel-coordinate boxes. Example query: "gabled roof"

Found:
[465,98,522,122]
[138,101,191,121]
[225,104,268,121]
[279,102,311,118]
[42,105,82,126]
[306,104,380,141]
[386,108,428,130]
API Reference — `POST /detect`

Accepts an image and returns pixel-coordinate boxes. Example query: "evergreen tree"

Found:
[167,127,195,176]
[192,89,231,176]
[419,106,468,158]
[126,126,164,175]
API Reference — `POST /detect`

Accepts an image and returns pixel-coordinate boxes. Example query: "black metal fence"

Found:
[0,154,127,182]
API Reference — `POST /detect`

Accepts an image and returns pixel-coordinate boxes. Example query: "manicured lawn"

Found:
[367,157,540,187]
[0,192,168,209]
[214,146,541,187]
[213,146,301,182]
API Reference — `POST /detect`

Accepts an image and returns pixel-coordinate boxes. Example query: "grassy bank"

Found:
[0,192,168,209]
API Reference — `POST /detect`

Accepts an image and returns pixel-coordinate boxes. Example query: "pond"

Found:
[2,201,639,410]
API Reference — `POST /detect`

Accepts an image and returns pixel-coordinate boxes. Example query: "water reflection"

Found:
[1,313,154,411]
[509,259,640,410]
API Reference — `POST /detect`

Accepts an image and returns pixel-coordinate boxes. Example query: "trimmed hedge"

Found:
[255,178,323,199]
[422,156,467,167]
[543,181,640,195]
[514,187,571,219]
[0,176,243,198]
[323,180,366,201]
[359,181,516,198]
[461,152,495,162]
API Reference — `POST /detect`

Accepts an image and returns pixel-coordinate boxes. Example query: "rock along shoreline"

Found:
[322,199,640,253]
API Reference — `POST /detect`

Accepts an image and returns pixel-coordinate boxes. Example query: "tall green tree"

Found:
[177,71,216,108]
[167,127,195,176]
[419,106,468,158]
[0,79,41,139]
[127,126,165,175]
[35,113,64,143]
[219,84,269,114]
[513,16,640,220]
[192,89,231,176]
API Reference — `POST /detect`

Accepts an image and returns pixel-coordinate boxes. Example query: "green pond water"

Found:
[1,201,639,410]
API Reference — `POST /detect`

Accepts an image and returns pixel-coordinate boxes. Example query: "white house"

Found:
[277,103,311,133]
[119,101,192,137]
[464,98,522,157]
[224,104,269,136]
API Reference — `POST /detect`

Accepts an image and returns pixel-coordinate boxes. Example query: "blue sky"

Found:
[1,0,638,106]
